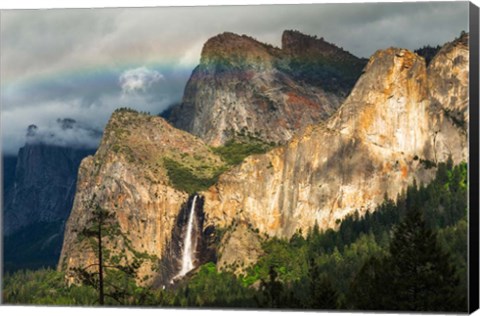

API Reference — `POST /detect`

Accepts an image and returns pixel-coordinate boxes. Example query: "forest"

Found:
[2,160,468,312]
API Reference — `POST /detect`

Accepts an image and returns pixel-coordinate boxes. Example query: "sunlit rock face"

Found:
[203,35,469,243]
[216,221,264,275]
[169,31,366,146]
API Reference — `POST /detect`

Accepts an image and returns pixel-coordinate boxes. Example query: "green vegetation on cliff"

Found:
[163,158,226,194]
[164,136,274,194]
[211,137,274,166]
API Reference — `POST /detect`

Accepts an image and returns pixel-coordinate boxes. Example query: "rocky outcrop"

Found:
[428,33,469,122]
[169,31,365,146]
[216,222,263,274]
[58,110,225,285]
[202,36,469,241]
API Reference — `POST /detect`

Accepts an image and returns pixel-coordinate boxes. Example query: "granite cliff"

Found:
[205,33,468,237]
[58,33,469,285]
[203,34,469,268]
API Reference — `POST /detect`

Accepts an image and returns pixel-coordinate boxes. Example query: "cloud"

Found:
[25,118,102,149]
[0,67,186,155]
[1,3,469,82]
[1,98,107,154]
[119,66,164,95]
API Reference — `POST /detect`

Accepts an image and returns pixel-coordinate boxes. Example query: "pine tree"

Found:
[256,266,284,308]
[388,207,463,311]
[72,196,140,305]
[348,255,392,310]
[311,277,338,309]
[350,207,464,312]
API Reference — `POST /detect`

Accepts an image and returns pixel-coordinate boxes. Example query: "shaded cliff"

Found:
[169,31,366,146]
[3,144,94,272]
[280,30,367,93]
[3,144,94,235]
[2,155,17,196]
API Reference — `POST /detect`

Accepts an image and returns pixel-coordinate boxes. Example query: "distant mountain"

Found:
[3,143,95,272]
[3,144,95,234]
[167,30,366,146]
[3,119,98,272]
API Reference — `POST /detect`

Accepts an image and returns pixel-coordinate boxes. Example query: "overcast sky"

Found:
[0,1,469,155]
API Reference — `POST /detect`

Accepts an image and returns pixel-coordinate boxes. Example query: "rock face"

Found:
[202,35,469,240]
[428,33,469,123]
[58,110,225,285]
[216,221,263,275]
[169,31,366,146]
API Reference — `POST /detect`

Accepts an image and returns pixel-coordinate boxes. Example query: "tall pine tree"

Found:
[307,258,339,309]
[350,207,465,312]
[388,207,463,311]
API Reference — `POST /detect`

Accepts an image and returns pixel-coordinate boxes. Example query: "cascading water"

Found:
[156,194,215,288]
[173,195,198,280]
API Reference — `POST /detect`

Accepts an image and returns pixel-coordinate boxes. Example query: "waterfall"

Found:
[174,195,198,279]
